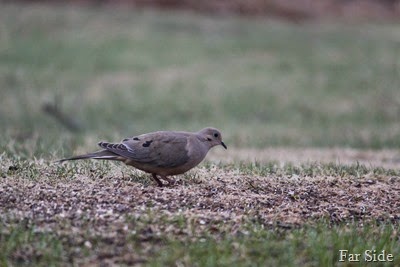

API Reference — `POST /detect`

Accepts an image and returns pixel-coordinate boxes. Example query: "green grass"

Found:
[235,161,400,177]
[2,3,400,157]
[149,222,399,267]
[1,218,399,266]
[0,222,67,266]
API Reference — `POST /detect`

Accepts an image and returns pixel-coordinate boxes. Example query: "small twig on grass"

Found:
[42,94,82,133]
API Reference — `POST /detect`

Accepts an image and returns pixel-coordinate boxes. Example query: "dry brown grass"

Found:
[1,148,399,265]
[2,149,399,231]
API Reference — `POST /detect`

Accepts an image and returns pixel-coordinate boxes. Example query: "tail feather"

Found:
[57,149,121,163]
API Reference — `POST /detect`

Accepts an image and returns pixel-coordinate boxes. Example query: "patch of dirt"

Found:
[1,161,399,229]
[1,149,399,264]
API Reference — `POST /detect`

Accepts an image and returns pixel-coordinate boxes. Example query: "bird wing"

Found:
[98,131,190,168]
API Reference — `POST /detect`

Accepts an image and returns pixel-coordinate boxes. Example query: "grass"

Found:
[2,3,400,156]
[1,216,399,266]
[149,222,399,267]
[1,156,399,266]
[235,161,400,177]
[1,2,400,266]
[0,223,66,266]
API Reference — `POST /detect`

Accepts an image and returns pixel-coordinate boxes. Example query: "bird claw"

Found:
[152,174,175,187]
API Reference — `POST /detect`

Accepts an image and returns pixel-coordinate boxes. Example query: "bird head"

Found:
[198,127,227,149]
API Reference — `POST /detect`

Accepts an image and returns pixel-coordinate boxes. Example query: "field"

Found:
[1,2,400,266]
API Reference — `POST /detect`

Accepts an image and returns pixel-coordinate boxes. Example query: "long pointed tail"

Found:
[57,149,121,163]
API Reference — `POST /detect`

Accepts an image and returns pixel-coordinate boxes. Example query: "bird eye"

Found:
[213,133,219,138]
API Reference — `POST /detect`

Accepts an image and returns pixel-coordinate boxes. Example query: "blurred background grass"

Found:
[1,3,400,158]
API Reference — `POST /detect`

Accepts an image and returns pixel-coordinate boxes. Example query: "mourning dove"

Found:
[59,127,227,186]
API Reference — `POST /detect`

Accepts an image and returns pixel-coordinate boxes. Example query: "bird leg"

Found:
[160,175,175,185]
[151,174,163,187]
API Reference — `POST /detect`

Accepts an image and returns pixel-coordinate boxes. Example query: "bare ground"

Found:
[1,147,399,226]
[1,148,399,264]
[1,167,399,226]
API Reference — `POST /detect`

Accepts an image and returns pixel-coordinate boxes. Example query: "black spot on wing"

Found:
[107,143,114,149]
[116,144,128,151]
[142,140,153,147]
[98,141,109,149]
[133,137,140,141]
[123,138,129,142]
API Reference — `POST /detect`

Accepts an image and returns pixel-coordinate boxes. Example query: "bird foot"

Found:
[162,176,176,186]
[151,174,175,187]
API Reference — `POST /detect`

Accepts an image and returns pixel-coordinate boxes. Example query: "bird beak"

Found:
[221,141,227,149]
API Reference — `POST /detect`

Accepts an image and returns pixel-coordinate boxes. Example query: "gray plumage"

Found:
[59,127,227,186]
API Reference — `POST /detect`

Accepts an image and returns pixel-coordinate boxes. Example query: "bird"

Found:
[58,127,227,186]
